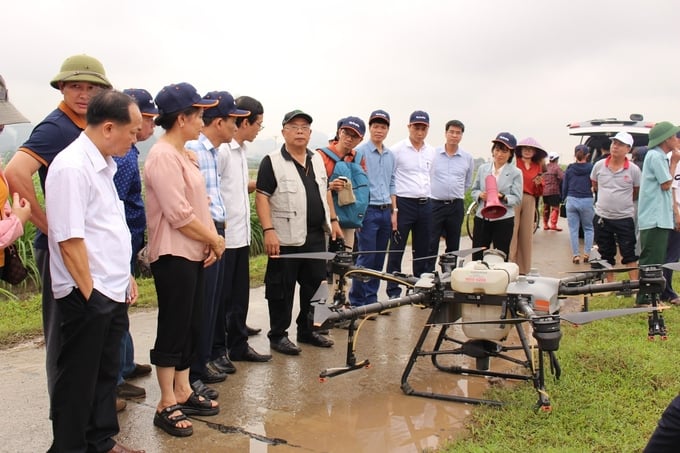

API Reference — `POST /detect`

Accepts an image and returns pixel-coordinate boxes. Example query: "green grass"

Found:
[442,293,680,453]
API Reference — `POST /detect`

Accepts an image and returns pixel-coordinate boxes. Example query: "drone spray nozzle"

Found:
[531,316,562,352]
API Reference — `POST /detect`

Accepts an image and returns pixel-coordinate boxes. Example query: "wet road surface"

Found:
[0,228,584,452]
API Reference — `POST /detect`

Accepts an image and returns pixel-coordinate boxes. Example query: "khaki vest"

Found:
[269,150,330,246]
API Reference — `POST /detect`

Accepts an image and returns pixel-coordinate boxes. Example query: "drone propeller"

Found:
[663,262,680,272]
[560,306,668,325]
[412,246,487,262]
[564,266,636,275]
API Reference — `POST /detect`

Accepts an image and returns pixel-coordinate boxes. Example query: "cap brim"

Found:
[284,113,313,125]
[193,99,219,108]
[340,126,364,138]
[228,108,250,117]
[492,139,514,149]
[369,115,390,125]
[0,101,30,125]
[409,121,429,126]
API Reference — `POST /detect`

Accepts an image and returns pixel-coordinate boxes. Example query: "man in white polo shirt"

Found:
[385,110,435,299]
[45,91,143,453]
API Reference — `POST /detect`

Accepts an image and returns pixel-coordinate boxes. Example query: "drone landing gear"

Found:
[400,303,557,411]
[319,318,370,381]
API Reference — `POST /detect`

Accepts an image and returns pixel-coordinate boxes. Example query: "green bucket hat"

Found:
[647,121,680,148]
[50,54,112,90]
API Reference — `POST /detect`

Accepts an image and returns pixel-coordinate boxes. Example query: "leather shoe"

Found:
[246,325,262,336]
[107,442,145,453]
[270,336,301,355]
[124,363,152,380]
[191,379,219,400]
[116,398,127,412]
[203,362,228,383]
[117,381,146,399]
[210,355,236,374]
[231,345,272,362]
[297,331,334,348]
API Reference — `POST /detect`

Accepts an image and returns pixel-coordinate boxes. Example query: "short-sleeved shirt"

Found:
[638,147,673,230]
[430,146,474,200]
[391,138,435,198]
[591,157,640,219]
[256,147,325,232]
[186,133,226,223]
[18,102,86,250]
[356,140,395,205]
[218,140,251,248]
[112,144,146,248]
[46,132,132,301]
[144,141,214,262]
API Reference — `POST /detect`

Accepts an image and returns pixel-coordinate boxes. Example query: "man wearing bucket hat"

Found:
[636,121,680,306]
[4,54,113,413]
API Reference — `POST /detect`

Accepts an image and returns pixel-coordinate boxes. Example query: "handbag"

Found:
[559,203,567,218]
[1,244,28,285]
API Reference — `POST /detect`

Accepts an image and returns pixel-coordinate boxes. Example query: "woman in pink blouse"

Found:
[0,75,31,280]
[143,83,224,437]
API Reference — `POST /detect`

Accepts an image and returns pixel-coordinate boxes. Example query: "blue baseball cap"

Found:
[202,91,250,118]
[369,109,390,125]
[123,88,158,116]
[339,116,366,138]
[492,132,517,149]
[155,82,218,115]
[409,110,429,125]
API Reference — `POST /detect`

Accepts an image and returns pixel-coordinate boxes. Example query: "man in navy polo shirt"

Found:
[349,109,395,307]
[5,54,113,413]
[428,119,474,270]
[385,110,435,299]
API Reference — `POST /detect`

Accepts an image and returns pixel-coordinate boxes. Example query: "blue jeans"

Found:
[566,196,594,256]
[349,206,392,306]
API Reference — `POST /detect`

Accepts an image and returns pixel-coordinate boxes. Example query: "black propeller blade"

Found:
[561,306,667,325]
[413,246,486,262]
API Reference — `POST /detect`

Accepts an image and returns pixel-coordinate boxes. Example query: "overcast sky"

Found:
[2,0,679,161]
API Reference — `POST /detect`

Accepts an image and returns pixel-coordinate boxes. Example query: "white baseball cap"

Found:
[611,131,633,147]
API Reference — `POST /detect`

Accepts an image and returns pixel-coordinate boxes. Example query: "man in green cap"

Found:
[4,54,113,413]
[636,121,680,306]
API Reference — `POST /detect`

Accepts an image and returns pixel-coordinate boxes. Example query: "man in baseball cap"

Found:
[112,88,158,401]
[4,54,113,415]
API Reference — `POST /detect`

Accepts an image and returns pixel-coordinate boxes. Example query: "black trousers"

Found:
[49,289,127,453]
[150,255,204,370]
[472,216,515,261]
[265,230,326,340]
[644,394,680,452]
[429,198,464,270]
[224,246,252,358]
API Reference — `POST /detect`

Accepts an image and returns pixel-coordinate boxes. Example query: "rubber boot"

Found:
[549,207,562,231]
[543,203,550,230]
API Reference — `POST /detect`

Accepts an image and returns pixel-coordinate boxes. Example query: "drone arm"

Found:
[559,279,639,296]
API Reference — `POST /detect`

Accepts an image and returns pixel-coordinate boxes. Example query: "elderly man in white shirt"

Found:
[45,91,144,453]
[385,110,436,299]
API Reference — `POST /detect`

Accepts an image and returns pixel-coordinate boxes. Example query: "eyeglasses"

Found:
[255,121,264,131]
[284,125,311,132]
[341,128,360,140]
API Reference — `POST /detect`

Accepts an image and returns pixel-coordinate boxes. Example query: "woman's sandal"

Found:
[154,404,193,437]
[178,391,219,416]
[572,256,580,264]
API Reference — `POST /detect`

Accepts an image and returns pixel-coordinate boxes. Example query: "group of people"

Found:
[3,52,680,452]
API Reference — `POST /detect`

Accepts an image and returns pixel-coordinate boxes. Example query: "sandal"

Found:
[154,404,193,437]
[178,391,219,416]
[583,254,589,263]
[572,256,580,264]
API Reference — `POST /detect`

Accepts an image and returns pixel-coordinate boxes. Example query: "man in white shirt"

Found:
[214,95,272,363]
[45,91,144,453]
[385,110,436,299]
